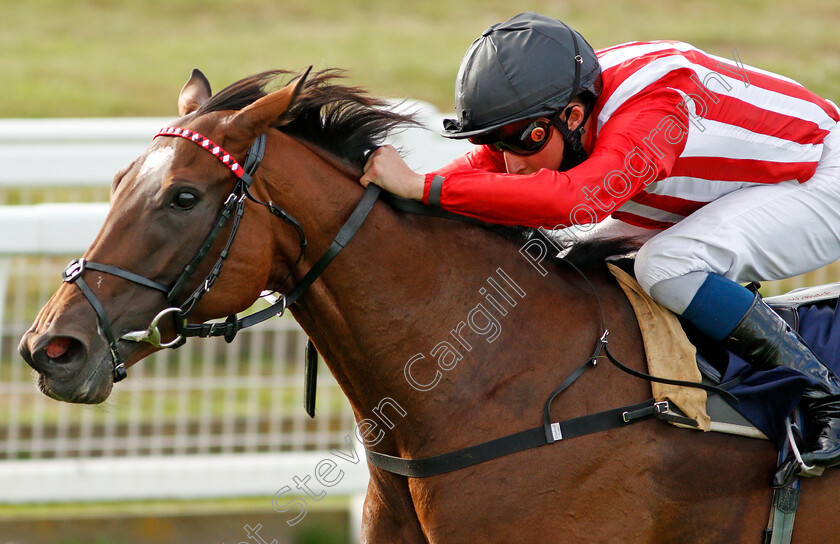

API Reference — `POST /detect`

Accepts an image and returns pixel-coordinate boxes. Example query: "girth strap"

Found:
[365,398,673,478]
[365,253,736,478]
[365,333,702,478]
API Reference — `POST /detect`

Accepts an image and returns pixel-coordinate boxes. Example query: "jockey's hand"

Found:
[360,145,425,200]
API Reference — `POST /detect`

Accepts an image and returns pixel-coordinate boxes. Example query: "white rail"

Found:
[0,118,170,187]
[0,102,470,188]
[0,109,468,523]
[0,452,370,503]
[0,203,107,255]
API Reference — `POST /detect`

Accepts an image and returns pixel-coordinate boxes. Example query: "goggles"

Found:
[469,117,554,156]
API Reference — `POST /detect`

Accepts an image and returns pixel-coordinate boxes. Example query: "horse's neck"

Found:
[267,137,640,457]
[286,205,500,410]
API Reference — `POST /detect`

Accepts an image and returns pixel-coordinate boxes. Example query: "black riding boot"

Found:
[722,294,840,487]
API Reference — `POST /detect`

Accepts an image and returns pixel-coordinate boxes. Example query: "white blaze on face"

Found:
[122,146,176,201]
[139,147,175,180]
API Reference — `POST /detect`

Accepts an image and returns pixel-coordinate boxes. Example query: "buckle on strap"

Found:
[114,362,127,382]
[63,258,86,282]
[621,400,699,427]
[621,400,661,423]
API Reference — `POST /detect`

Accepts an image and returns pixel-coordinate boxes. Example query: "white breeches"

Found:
[631,123,840,295]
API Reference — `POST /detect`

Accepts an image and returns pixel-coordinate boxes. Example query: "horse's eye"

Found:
[172,190,198,210]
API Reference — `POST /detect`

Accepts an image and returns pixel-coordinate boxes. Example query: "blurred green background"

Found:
[2,0,839,118]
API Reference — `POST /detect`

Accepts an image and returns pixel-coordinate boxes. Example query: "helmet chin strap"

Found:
[555,101,593,171]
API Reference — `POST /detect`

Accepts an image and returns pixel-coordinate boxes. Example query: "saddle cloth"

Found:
[608,264,840,446]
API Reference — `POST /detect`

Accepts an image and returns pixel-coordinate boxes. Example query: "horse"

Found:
[18,67,840,543]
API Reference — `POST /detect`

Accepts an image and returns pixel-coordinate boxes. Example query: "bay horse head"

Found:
[18,67,412,404]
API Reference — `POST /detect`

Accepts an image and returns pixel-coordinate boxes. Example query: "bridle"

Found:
[61,124,739,482]
[62,126,379,382]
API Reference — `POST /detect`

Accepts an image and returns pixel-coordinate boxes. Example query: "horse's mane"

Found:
[196,69,417,169]
[556,234,640,271]
[196,69,640,272]
[492,226,640,271]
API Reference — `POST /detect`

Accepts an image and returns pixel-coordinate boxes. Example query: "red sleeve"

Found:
[423,88,690,229]
[432,144,507,176]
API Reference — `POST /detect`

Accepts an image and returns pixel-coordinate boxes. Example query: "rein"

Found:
[63,124,734,480]
[62,127,377,383]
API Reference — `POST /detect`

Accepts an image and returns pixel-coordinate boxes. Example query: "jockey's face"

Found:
[503,103,588,175]
[503,122,566,175]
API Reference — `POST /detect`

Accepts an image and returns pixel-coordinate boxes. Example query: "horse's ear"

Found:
[178,68,212,116]
[231,66,312,136]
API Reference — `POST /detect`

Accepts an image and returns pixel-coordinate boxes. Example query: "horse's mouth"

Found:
[20,326,120,404]
[34,353,115,404]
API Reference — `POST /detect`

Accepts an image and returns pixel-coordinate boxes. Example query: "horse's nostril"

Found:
[40,336,82,366]
[46,337,72,359]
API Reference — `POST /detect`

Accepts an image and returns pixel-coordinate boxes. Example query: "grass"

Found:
[0,495,351,544]
[0,382,328,427]
[0,343,351,428]
[1,0,839,118]
[0,495,346,520]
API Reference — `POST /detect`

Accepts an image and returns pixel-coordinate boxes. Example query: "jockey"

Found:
[359,12,840,486]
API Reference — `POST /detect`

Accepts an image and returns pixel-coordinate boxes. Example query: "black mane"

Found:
[557,233,640,270]
[196,69,639,272]
[493,226,640,271]
[196,69,418,169]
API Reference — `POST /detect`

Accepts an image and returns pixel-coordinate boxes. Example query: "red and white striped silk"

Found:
[426,41,840,231]
[597,41,840,230]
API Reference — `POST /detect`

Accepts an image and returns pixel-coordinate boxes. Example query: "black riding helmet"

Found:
[442,12,601,156]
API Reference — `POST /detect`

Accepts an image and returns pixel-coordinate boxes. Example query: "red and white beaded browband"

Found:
[154,127,247,180]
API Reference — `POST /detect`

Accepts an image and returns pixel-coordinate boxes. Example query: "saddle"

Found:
[608,262,840,445]
[607,266,840,544]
